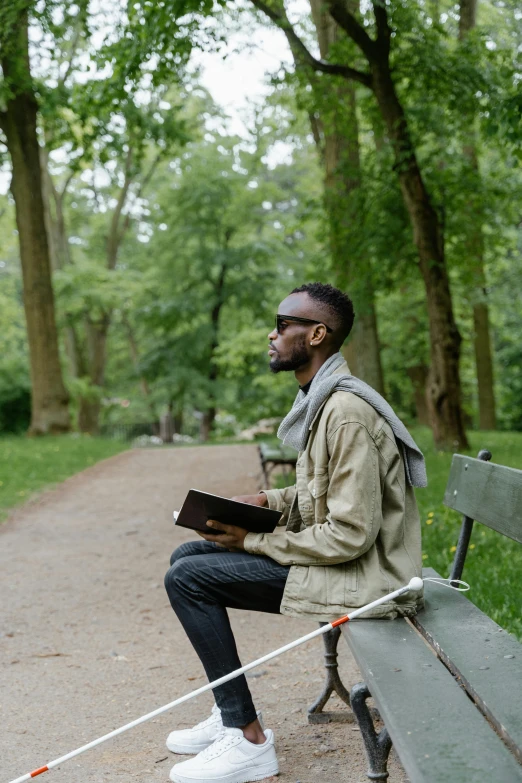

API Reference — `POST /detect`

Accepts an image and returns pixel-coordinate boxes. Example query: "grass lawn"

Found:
[273,427,522,640]
[411,427,522,641]
[0,434,128,521]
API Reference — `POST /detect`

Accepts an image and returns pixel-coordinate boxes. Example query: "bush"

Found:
[0,385,31,434]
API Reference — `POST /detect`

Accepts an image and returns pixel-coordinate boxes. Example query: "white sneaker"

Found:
[166,705,263,755]
[169,727,279,783]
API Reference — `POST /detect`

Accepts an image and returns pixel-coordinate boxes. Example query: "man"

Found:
[164,282,425,783]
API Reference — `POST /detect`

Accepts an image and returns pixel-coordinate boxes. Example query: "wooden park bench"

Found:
[308,449,522,781]
[258,441,298,487]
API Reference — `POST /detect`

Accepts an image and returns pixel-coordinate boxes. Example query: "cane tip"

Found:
[408,577,424,592]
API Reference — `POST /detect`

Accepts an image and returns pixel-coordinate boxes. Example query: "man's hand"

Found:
[197,493,268,550]
[197,520,249,550]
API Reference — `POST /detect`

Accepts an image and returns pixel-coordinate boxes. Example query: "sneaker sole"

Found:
[166,740,214,754]
[169,760,279,783]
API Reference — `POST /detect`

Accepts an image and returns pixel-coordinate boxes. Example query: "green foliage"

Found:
[489,226,522,430]
[1,0,521,442]
[112,129,322,431]
[0,206,30,433]
[412,426,522,640]
[0,434,128,520]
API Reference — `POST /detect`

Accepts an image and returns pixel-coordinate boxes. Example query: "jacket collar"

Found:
[308,358,351,431]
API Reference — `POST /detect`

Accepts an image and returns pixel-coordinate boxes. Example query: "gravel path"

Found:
[1,445,406,783]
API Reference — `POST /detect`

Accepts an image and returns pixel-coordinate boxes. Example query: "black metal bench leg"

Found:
[308,625,352,723]
[350,682,392,781]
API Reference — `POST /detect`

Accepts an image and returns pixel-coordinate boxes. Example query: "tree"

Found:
[458,0,496,429]
[0,4,70,434]
[303,0,385,393]
[41,73,188,431]
[124,131,319,438]
[247,0,468,449]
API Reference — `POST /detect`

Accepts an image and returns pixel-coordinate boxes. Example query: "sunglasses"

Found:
[275,314,333,334]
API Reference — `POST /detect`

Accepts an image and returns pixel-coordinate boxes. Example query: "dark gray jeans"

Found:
[164,540,290,727]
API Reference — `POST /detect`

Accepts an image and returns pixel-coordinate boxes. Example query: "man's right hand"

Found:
[231,493,268,507]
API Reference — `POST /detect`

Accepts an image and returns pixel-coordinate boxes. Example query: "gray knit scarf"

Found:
[277,352,427,488]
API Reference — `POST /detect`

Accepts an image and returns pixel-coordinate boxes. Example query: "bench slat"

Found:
[412,568,522,762]
[444,455,522,543]
[259,443,297,461]
[342,618,522,782]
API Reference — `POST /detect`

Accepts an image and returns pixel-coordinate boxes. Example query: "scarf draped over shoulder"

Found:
[277,352,427,488]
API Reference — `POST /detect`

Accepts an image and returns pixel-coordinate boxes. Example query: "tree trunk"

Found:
[173,410,183,435]
[77,317,109,434]
[40,145,86,391]
[78,398,100,434]
[40,147,59,272]
[80,150,135,432]
[459,0,496,430]
[199,410,216,442]
[124,316,157,422]
[473,299,495,429]
[459,0,477,37]
[341,307,383,390]
[0,14,69,434]
[200,255,228,441]
[160,411,174,443]
[350,306,385,390]
[309,0,385,394]
[369,57,468,449]
[407,365,431,426]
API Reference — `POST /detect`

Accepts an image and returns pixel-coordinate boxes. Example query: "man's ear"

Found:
[311,324,328,345]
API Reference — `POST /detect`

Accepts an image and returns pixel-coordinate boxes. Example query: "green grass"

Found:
[411,427,522,641]
[0,434,128,521]
[274,427,522,640]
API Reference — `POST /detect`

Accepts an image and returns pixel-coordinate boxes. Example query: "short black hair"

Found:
[290,282,354,347]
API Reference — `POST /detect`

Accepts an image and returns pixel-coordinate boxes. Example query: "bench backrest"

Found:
[444,453,522,544]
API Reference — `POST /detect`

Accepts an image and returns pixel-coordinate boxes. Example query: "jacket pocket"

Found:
[284,565,308,601]
[343,560,358,598]
[325,561,358,607]
[307,471,328,499]
[307,472,329,524]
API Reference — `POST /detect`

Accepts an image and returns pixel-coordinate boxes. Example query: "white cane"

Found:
[8,576,466,783]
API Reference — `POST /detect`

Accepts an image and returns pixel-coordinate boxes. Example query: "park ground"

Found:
[0,444,407,783]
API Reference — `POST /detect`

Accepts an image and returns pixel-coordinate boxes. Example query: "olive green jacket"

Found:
[244,361,423,621]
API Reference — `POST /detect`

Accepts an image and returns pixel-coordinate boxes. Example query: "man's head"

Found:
[268,282,355,374]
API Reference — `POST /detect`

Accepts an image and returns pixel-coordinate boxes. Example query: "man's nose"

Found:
[268,327,278,340]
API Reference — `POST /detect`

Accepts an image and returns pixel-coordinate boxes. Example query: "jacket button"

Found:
[312,489,316,497]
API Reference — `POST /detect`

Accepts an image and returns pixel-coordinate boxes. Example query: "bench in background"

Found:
[309,449,522,781]
[258,441,297,487]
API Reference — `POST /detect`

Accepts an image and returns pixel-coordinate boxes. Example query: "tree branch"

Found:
[107,146,134,269]
[58,25,82,88]
[58,168,76,206]
[308,111,325,161]
[249,0,372,87]
[136,150,163,197]
[113,150,163,252]
[372,0,391,52]
[325,0,377,62]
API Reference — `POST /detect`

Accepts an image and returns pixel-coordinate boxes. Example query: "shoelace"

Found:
[199,731,239,761]
[192,708,221,732]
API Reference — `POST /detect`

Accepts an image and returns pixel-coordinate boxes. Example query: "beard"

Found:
[269,335,309,373]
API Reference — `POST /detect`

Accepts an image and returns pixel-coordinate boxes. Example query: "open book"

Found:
[174,489,281,536]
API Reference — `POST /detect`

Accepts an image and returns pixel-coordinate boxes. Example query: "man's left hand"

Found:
[197,520,249,551]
